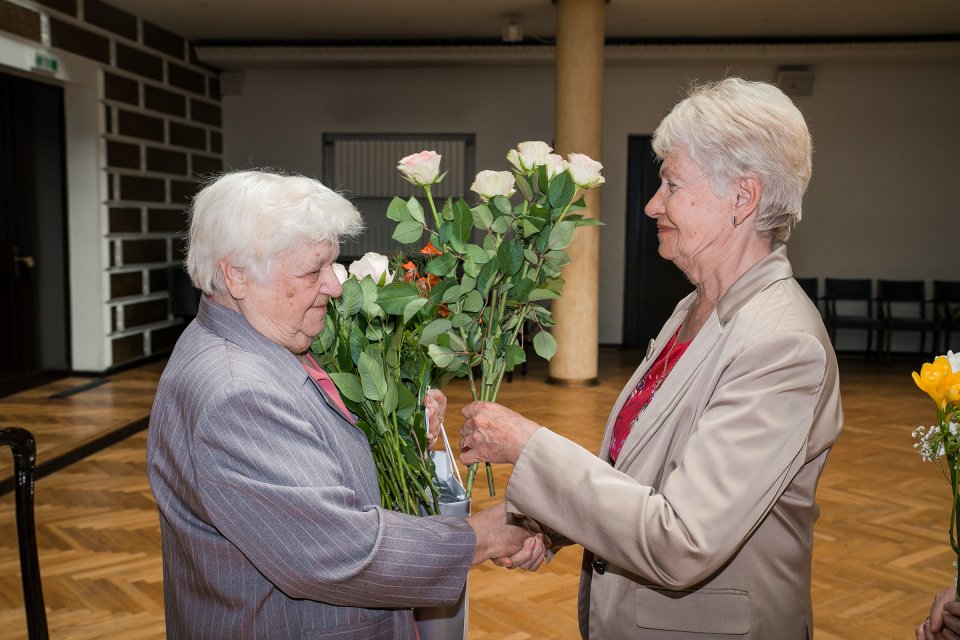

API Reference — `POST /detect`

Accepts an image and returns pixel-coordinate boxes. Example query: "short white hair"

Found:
[186,170,364,295]
[652,77,812,243]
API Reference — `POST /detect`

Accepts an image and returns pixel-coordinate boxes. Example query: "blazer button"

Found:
[591,558,606,574]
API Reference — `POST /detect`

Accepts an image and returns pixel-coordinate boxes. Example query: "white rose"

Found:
[397,150,442,187]
[331,262,348,284]
[506,141,553,173]
[470,170,516,201]
[946,350,960,373]
[567,153,605,189]
[544,153,569,180]
[349,252,394,284]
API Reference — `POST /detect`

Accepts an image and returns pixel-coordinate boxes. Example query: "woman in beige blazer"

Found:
[459,78,843,639]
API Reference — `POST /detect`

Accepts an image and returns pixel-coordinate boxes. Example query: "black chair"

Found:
[0,427,48,640]
[795,277,819,303]
[877,279,936,359]
[823,278,881,355]
[934,280,960,353]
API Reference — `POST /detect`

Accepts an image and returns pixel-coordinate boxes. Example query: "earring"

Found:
[732,215,738,227]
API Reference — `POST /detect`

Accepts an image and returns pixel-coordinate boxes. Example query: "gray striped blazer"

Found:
[147,297,475,639]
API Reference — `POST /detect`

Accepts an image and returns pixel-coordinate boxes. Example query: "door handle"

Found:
[12,246,36,276]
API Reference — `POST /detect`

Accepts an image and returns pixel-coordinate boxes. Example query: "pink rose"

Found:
[397,150,443,187]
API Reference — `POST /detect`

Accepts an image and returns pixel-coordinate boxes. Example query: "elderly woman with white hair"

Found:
[458,77,844,638]
[147,170,542,640]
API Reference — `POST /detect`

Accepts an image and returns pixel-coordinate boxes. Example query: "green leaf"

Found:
[491,195,512,215]
[382,379,398,415]
[393,220,425,244]
[548,220,577,250]
[420,318,453,346]
[328,372,365,403]
[358,277,382,317]
[339,277,364,317]
[497,239,524,276]
[386,196,411,222]
[536,164,549,193]
[462,258,479,278]
[533,331,558,360]
[450,313,472,328]
[403,297,428,323]
[464,244,490,264]
[427,343,457,368]
[476,259,498,297]
[514,173,534,200]
[548,170,576,208]
[513,277,535,302]
[490,215,511,234]
[407,196,425,224]
[428,278,456,305]
[358,351,387,401]
[348,322,367,364]
[460,274,477,291]
[441,284,463,304]
[452,199,473,242]
[377,282,421,315]
[505,344,527,371]
[460,290,484,313]
[441,197,454,221]
[529,288,560,301]
[425,253,458,277]
[396,384,417,422]
[471,204,493,230]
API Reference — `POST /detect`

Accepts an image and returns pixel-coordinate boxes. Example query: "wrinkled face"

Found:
[241,241,342,355]
[644,147,736,274]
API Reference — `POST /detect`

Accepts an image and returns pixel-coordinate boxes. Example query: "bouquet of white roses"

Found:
[311,252,453,516]
[391,142,604,496]
[911,350,960,597]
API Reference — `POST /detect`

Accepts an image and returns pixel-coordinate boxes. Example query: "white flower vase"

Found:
[416,432,470,640]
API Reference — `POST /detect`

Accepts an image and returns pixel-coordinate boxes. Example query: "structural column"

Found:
[549,0,605,386]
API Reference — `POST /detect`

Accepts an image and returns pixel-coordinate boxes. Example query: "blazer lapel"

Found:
[611,312,723,472]
[305,375,355,425]
[598,301,690,460]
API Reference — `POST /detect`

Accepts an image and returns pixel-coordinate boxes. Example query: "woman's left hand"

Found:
[459,401,541,465]
[423,389,447,449]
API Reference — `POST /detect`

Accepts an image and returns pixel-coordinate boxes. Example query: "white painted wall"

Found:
[222,52,960,346]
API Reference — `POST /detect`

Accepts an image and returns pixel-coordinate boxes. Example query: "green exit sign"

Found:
[33,52,58,73]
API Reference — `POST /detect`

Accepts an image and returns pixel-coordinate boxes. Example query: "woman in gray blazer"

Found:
[459,78,843,639]
[147,170,543,640]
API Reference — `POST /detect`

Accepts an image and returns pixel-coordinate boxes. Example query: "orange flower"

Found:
[401,261,418,283]
[438,304,450,318]
[420,242,442,256]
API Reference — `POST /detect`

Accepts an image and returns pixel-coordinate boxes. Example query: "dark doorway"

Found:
[0,70,70,396]
[622,135,691,348]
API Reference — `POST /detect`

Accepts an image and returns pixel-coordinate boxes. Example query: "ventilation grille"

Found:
[325,135,474,258]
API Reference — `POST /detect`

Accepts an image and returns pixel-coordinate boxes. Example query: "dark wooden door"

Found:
[0,71,70,396]
[622,135,691,348]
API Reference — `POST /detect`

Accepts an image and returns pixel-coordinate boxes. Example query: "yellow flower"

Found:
[947,382,960,407]
[913,356,955,409]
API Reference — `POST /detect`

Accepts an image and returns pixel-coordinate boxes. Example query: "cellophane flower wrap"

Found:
[389,142,604,496]
[911,351,960,597]
[311,251,454,516]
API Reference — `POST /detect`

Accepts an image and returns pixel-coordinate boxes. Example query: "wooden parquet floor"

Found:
[0,350,954,639]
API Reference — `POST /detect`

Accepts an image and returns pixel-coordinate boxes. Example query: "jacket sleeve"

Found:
[189,372,475,608]
[505,331,827,589]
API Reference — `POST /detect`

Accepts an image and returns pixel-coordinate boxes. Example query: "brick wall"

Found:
[0,0,223,367]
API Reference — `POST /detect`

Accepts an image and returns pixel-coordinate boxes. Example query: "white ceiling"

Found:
[106,0,960,44]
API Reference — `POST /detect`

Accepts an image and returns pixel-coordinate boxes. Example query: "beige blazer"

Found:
[506,247,842,639]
